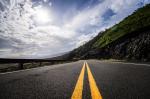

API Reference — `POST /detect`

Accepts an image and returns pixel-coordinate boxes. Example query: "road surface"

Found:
[0,60,150,99]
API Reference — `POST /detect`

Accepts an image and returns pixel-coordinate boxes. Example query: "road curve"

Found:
[0,60,150,99]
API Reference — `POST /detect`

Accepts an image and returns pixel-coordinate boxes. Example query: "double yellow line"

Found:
[71,62,102,99]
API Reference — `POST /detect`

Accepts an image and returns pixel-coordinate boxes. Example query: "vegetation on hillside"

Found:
[68,4,150,59]
[94,4,150,48]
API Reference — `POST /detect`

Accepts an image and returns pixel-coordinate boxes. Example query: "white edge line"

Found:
[117,62,150,66]
[107,61,150,66]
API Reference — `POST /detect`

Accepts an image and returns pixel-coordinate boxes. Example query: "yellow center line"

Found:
[71,62,86,99]
[86,62,103,99]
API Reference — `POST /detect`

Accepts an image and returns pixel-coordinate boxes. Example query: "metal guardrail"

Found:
[0,58,74,63]
[0,58,78,70]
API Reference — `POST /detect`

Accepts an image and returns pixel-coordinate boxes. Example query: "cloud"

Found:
[0,0,150,58]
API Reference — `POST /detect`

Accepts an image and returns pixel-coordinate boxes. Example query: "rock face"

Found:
[62,29,150,61]
[87,30,150,61]
[112,31,150,61]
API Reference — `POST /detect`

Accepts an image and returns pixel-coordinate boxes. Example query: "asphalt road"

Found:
[0,60,150,99]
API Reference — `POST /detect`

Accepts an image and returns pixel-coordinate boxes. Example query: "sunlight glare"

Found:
[34,7,51,24]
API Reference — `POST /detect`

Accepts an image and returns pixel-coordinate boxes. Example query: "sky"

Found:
[0,0,150,58]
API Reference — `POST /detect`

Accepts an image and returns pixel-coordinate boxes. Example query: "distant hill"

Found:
[59,4,150,61]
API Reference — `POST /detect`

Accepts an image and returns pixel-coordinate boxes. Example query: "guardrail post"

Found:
[39,62,42,66]
[18,63,24,69]
[51,61,54,65]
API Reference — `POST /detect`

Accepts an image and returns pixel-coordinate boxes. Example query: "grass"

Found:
[93,4,150,48]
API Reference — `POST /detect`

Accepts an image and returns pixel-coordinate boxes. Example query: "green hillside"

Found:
[66,4,150,59]
[93,4,150,48]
